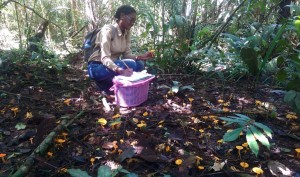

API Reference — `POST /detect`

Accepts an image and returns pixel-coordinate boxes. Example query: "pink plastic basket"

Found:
[112,76,155,107]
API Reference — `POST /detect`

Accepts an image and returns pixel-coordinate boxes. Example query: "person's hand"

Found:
[117,67,133,76]
[137,51,155,60]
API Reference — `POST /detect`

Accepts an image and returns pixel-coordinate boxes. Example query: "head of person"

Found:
[114,5,137,30]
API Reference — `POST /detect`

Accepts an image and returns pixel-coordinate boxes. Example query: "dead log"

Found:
[11,111,85,177]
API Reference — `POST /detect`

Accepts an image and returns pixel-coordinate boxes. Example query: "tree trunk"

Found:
[189,0,199,48]
[71,0,78,32]
[85,0,97,31]
[181,0,187,17]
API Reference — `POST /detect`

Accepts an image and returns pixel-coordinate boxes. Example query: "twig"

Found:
[11,111,85,177]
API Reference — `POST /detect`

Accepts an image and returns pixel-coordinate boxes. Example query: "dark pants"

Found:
[88,59,144,91]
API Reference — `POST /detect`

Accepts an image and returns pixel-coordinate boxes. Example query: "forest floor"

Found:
[0,55,300,177]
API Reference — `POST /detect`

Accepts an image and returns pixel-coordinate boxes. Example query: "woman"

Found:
[87,5,153,94]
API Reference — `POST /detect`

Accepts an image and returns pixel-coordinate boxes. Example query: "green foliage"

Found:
[240,47,259,75]
[15,123,26,130]
[219,114,273,157]
[284,90,300,114]
[68,169,92,177]
[68,165,137,177]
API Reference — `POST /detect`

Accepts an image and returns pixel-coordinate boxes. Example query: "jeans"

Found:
[88,59,144,90]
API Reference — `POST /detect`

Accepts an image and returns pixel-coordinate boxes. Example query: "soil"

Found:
[0,56,299,177]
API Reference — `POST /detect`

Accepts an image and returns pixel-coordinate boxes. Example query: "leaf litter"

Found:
[0,59,299,177]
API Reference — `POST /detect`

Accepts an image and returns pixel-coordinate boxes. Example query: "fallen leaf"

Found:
[267,161,293,177]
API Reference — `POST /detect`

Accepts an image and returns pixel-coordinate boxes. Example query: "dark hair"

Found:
[114,5,136,21]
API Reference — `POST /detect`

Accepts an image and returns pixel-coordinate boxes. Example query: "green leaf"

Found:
[253,122,273,139]
[119,168,130,174]
[223,127,243,142]
[246,129,259,157]
[234,114,251,121]
[249,125,270,149]
[219,117,246,125]
[123,173,139,177]
[276,56,285,67]
[284,90,297,103]
[180,85,195,91]
[276,69,287,82]
[240,47,259,75]
[15,123,26,130]
[295,93,300,111]
[157,84,170,89]
[171,81,180,93]
[68,169,92,177]
[97,165,112,177]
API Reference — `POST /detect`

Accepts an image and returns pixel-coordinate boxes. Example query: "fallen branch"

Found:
[11,111,85,177]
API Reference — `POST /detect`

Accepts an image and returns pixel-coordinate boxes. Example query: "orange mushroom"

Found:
[236,146,244,159]
[240,162,249,170]
[295,148,300,158]
[90,157,95,165]
[0,153,6,163]
[55,138,66,147]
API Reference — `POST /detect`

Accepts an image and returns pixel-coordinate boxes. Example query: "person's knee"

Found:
[135,61,145,71]
[88,63,114,81]
[119,59,136,69]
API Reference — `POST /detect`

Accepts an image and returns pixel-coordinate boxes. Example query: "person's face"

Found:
[120,13,136,30]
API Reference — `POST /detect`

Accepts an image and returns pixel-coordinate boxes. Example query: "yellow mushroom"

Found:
[240,162,249,170]
[0,153,6,163]
[242,142,248,148]
[175,159,183,165]
[90,157,95,165]
[198,166,205,170]
[295,148,300,158]
[236,146,244,159]
[196,156,203,165]
[217,139,223,146]
[252,167,264,177]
